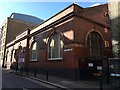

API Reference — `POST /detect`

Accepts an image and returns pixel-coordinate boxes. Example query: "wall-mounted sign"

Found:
[97,66,102,70]
[110,65,114,69]
[88,63,93,67]
[64,48,73,52]
[111,73,120,77]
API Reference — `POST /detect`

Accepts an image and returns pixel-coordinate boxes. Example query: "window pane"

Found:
[54,33,60,58]
[31,42,37,61]
[32,43,37,50]
[87,32,103,57]
[48,33,63,59]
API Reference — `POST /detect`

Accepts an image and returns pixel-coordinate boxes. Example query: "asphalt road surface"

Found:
[2,69,61,90]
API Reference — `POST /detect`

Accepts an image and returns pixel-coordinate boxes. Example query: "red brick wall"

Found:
[28,15,112,69]
[28,18,75,69]
[6,4,113,80]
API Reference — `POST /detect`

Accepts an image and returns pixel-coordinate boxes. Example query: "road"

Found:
[2,69,61,90]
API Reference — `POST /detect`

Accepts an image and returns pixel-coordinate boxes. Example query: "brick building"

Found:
[108,1,120,57]
[0,13,43,68]
[5,4,112,81]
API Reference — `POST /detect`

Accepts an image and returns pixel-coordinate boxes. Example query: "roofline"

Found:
[10,12,43,20]
[1,20,7,27]
[6,12,74,48]
[32,3,82,30]
[85,3,108,9]
[75,14,110,29]
[6,3,110,48]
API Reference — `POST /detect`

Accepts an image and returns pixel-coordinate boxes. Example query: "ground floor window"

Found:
[48,32,63,60]
[30,42,37,61]
[87,31,103,57]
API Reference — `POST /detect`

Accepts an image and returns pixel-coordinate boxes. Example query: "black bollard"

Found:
[16,67,18,72]
[34,69,36,77]
[16,64,18,72]
[99,77,103,90]
[20,68,23,74]
[20,68,22,73]
[46,71,48,81]
[26,68,28,76]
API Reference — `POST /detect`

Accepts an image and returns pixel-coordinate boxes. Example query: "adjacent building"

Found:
[108,1,120,57]
[0,13,43,67]
[5,4,112,81]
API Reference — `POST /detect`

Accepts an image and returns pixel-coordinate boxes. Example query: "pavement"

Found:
[3,68,120,90]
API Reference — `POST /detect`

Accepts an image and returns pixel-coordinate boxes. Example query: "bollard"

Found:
[46,71,48,81]
[22,68,23,74]
[16,64,18,72]
[16,67,18,72]
[93,72,103,90]
[26,68,28,76]
[20,68,22,74]
[34,69,36,77]
[99,77,103,90]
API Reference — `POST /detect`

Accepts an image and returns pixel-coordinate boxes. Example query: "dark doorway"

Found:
[83,57,103,80]
[79,31,104,80]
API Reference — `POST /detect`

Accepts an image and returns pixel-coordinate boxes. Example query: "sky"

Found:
[0,1,108,27]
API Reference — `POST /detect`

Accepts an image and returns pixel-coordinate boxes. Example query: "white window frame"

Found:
[30,42,38,61]
[48,33,63,60]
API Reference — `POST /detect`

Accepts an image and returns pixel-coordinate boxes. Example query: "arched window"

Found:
[87,32,103,57]
[30,42,37,61]
[18,46,25,64]
[48,32,63,60]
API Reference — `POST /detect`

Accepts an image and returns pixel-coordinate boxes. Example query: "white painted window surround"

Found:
[30,42,38,61]
[48,33,63,60]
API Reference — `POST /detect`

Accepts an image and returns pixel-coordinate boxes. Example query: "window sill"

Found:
[48,58,62,60]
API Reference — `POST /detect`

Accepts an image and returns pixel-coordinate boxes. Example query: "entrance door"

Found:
[82,31,104,80]
[83,57,103,80]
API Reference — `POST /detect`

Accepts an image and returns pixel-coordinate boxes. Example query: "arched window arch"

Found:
[87,31,103,57]
[30,42,37,61]
[48,32,63,60]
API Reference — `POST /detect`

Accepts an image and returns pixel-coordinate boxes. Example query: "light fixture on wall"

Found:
[104,28,108,33]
